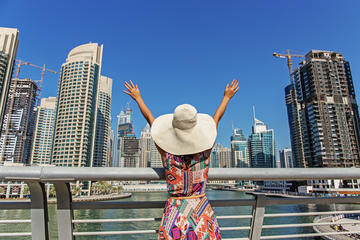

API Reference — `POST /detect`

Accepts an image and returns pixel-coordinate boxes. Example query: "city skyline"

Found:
[2,3,360,238]
[4,28,358,166]
[2,1,360,151]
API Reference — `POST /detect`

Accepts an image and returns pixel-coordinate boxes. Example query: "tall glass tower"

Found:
[210,143,231,168]
[230,128,249,168]
[113,107,133,167]
[52,43,103,167]
[93,76,112,167]
[248,117,276,168]
[285,84,305,167]
[279,148,292,168]
[31,97,57,166]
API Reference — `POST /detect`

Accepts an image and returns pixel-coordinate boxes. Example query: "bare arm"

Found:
[213,79,239,128]
[123,80,155,126]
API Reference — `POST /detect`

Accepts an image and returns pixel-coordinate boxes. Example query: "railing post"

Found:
[248,193,266,240]
[53,182,75,240]
[26,181,50,240]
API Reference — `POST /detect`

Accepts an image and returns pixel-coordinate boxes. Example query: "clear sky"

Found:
[2,0,360,150]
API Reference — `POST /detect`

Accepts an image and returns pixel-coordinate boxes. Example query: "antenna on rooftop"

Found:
[253,105,256,121]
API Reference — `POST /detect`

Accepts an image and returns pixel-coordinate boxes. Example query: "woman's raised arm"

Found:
[213,79,239,128]
[123,80,155,126]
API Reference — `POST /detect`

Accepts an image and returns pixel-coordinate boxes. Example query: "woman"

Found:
[124,79,239,240]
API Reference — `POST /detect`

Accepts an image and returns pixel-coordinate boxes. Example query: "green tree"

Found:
[116,185,123,194]
[49,186,56,198]
[23,185,30,196]
[72,185,82,197]
[91,181,114,195]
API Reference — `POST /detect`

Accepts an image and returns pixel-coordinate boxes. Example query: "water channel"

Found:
[1,190,360,239]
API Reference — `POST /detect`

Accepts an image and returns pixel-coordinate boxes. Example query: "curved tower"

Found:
[52,43,103,167]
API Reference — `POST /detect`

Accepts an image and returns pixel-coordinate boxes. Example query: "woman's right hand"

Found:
[123,80,141,101]
[224,79,239,99]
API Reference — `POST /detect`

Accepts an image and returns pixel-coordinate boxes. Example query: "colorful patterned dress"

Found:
[158,151,221,240]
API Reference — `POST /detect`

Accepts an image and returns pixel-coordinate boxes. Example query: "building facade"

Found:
[108,128,114,167]
[113,107,133,167]
[121,134,140,168]
[139,124,151,168]
[279,148,292,168]
[248,117,276,168]
[210,143,231,168]
[139,124,162,168]
[52,43,103,167]
[231,128,249,168]
[0,28,19,129]
[0,78,37,165]
[285,84,305,167]
[93,76,112,167]
[30,97,57,166]
[290,50,360,168]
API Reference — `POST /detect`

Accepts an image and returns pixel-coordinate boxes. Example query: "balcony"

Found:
[1,167,360,240]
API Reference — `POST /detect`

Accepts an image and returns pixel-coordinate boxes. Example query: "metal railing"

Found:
[1,167,360,240]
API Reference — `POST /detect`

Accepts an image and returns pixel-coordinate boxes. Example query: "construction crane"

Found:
[15,59,58,104]
[273,50,304,82]
[0,60,58,163]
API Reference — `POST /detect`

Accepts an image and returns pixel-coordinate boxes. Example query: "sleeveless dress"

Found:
[158,151,221,240]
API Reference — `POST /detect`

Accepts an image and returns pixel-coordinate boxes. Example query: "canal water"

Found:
[1,190,360,239]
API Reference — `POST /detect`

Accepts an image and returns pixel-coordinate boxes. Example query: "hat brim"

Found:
[151,113,217,155]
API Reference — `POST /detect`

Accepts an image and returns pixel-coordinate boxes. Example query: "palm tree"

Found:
[49,186,56,198]
[116,185,124,194]
[72,185,82,197]
[23,185,30,196]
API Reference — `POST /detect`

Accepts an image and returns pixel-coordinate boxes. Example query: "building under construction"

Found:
[287,50,360,168]
[0,78,37,165]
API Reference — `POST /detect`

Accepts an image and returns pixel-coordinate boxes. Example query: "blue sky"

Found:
[2,0,360,150]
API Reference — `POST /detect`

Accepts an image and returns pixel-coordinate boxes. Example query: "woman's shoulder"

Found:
[167,149,212,159]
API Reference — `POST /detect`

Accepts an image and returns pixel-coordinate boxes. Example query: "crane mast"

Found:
[273,49,304,83]
[273,50,306,168]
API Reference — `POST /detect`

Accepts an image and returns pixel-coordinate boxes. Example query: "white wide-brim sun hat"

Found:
[151,104,217,155]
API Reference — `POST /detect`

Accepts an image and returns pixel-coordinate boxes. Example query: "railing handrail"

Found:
[2,167,360,240]
[0,166,360,181]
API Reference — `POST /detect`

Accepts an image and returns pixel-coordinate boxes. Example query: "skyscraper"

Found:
[0,78,37,165]
[108,128,114,167]
[210,143,221,168]
[139,124,162,168]
[285,84,305,167]
[230,128,249,168]
[210,143,231,168]
[0,28,19,129]
[31,97,57,166]
[289,50,360,168]
[52,43,103,167]
[121,134,140,168]
[248,116,276,168]
[279,148,292,168]
[93,76,112,167]
[113,107,133,167]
